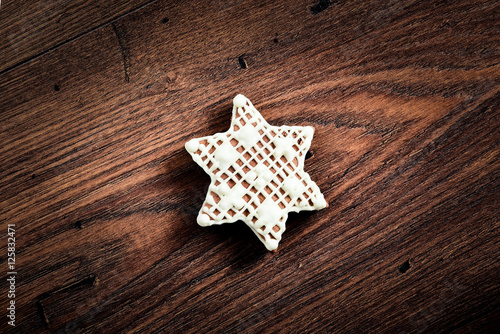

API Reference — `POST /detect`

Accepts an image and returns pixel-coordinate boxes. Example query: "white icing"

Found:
[233,94,247,108]
[218,183,230,196]
[231,184,248,210]
[185,94,327,251]
[273,136,295,160]
[197,213,211,226]
[214,140,239,170]
[256,199,282,231]
[206,196,215,205]
[185,139,199,153]
[265,237,279,250]
[233,198,246,210]
[255,163,273,181]
[232,183,247,197]
[303,126,314,138]
[245,171,257,182]
[218,196,232,211]
[255,177,266,189]
[237,123,260,148]
[315,195,327,208]
[282,176,305,198]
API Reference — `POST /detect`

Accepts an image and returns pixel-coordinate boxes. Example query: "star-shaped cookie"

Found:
[185,94,327,250]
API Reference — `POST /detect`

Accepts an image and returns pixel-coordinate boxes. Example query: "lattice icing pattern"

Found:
[185,94,327,251]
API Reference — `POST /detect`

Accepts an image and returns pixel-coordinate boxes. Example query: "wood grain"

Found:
[1,0,499,333]
[0,0,155,74]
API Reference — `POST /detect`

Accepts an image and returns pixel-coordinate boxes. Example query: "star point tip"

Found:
[185,139,199,153]
[265,239,279,251]
[316,196,327,209]
[303,126,314,138]
[197,213,211,226]
[233,94,247,108]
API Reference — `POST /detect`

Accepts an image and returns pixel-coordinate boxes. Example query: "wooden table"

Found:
[1,0,498,333]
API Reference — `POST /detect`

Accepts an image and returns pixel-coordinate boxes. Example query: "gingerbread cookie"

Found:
[185,94,327,250]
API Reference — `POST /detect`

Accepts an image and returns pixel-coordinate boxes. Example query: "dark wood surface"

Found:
[1,0,499,333]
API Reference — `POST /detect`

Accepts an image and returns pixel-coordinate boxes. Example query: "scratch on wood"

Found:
[238,55,248,69]
[36,300,50,328]
[37,274,97,299]
[310,0,336,14]
[112,22,131,83]
[35,275,98,327]
[399,259,411,274]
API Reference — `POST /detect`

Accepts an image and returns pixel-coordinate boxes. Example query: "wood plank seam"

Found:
[0,0,157,77]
